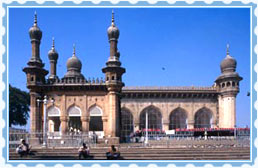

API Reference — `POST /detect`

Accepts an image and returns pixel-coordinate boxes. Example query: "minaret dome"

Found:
[220,44,237,73]
[48,38,58,61]
[29,11,42,41]
[107,10,120,40]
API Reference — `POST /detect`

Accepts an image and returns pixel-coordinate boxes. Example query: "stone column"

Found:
[30,92,39,133]
[107,91,120,137]
[163,119,169,131]
[60,116,68,135]
[60,95,67,135]
[102,116,108,137]
[187,119,194,129]
[134,121,140,132]
[81,116,89,134]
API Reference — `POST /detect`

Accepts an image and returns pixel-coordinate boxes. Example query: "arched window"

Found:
[222,83,225,88]
[226,82,231,87]
[48,106,60,117]
[47,106,61,132]
[140,106,162,130]
[232,82,235,87]
[121,108,134,142]
[68,106,82,132]
[194,108,212,128]
[89,106,103,132]
[169,108,187,130]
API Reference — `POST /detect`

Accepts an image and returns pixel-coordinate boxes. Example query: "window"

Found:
[194,108,212,128]
[169,108,187,130]
[140,106,162,130]
[121,108,134,142]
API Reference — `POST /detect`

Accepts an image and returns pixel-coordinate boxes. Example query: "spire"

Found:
[73,44,76,57]
[111,10,115,26]
[52,37,55,49]
[226,43,230,56]
[34,11,37,26]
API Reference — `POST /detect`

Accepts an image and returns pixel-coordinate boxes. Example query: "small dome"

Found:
[29,12,42,40]
[220,45,237,73]
[107,25,119,40]
[66,47,82,71]
[48,38,58,61]
[107,11,119,40]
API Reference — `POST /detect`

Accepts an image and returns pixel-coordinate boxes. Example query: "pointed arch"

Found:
[88,105,103,116]
[47,106,61,117]
[89,105,103,132]
[169,107,187,130]
[67,105,82,131]
[121,107,134,142]
[140,105,162,130]
[67,105,81,116]
[194,107,213,128]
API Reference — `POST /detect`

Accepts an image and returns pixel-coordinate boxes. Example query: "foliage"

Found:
[9,85,30,127]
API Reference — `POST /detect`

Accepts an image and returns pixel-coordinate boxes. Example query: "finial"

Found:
[111,10,115,26]
[73,44,76,56]
[52,37,55,49]
[226,43,230,55]
[34,11,37,26]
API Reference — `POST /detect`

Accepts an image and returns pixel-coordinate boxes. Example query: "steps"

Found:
[9,147,250,160]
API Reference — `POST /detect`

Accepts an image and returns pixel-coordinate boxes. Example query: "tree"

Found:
[9,85,30,127]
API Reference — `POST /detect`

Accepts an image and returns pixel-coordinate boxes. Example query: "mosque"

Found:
[23,11,243,143]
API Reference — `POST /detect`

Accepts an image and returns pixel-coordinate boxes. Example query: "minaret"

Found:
[28,11,43,66]
[48,38,59,80]
[23,12,48,134]
[215,44,242,128]
[23,11,48,86]
[102,11,125,139]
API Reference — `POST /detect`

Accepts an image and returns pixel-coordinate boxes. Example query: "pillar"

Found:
[221,95,236,128]
[30,92,40,133]
[60,116,68,135]
[107,91,120,137]
[81,116,89,134]
[163,119,169,131]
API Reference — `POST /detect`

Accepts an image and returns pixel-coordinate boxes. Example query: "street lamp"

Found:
[145,112,148,145]
[37,95,54,147]
[234,125,237,139]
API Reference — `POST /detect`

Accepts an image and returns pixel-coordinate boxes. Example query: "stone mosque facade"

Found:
[23,12,243,142]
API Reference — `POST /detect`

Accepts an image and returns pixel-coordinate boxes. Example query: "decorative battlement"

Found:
[122,86,217,91]
[46,77,105,85]
[122,86,218,99]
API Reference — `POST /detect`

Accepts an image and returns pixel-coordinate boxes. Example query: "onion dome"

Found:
[29,12,42,41]
[66,45,82,71]
[48,38,58,61]
[220,44,237,73]
[107,10,120,40]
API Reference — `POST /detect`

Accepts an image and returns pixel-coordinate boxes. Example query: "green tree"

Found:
[9,84,30,127]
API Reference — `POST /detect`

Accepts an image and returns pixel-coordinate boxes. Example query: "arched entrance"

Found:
[121,108,134,142]
[47,106,61,135]
[194,108,213,128]
[140,106,162,130]
[89,106,104,138]
[169,108,187,130]
[68,105,82,134]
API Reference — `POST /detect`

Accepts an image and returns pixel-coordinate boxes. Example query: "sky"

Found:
[8,7,251,129]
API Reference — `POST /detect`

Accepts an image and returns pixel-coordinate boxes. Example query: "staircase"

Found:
[9,147,250,160]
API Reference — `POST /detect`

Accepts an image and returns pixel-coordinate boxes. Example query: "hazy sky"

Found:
[8,7,250,128]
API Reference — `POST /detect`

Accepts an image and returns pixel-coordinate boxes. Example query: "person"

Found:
[78,143,90,159]
[16,139,30,157]
[93,131,98,144]
[106,145,120,160]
